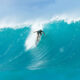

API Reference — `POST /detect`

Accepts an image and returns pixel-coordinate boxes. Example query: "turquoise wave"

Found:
[0,20,80,80]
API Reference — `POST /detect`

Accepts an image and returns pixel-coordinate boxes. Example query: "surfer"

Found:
[34,29,45,42]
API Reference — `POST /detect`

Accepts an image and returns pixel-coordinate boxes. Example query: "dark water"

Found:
[0,21,80,80]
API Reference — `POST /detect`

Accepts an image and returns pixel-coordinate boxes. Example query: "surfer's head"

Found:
[40,29,42,32]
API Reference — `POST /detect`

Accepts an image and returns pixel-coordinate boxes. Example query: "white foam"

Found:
[50,15,80,24]
[0,15,80,29]
[25,21,44,50]
[0,20,32,29]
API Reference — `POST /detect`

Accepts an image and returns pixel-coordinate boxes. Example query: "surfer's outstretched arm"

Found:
[42,31,45,36]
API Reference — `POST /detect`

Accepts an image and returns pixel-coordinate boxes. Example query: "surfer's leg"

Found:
[40,33,42,37]
[37,33,39,42]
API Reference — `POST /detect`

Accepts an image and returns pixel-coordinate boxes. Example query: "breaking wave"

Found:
[0,16,80,71]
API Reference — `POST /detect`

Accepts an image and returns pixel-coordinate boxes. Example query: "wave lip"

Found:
[0,15,80,29]
[50,15,80,24]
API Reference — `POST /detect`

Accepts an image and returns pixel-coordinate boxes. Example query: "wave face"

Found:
[0,20,80,79]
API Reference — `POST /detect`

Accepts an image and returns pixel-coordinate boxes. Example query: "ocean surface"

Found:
[0,20,80,80]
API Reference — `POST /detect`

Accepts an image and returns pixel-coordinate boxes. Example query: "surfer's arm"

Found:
[42,31,45,36]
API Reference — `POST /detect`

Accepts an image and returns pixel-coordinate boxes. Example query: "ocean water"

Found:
[0,20,80,80]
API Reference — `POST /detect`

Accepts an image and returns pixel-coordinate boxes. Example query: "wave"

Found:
[0,16,80,70]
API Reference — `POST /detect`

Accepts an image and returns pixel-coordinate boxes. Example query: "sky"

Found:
[0,0,80,24]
